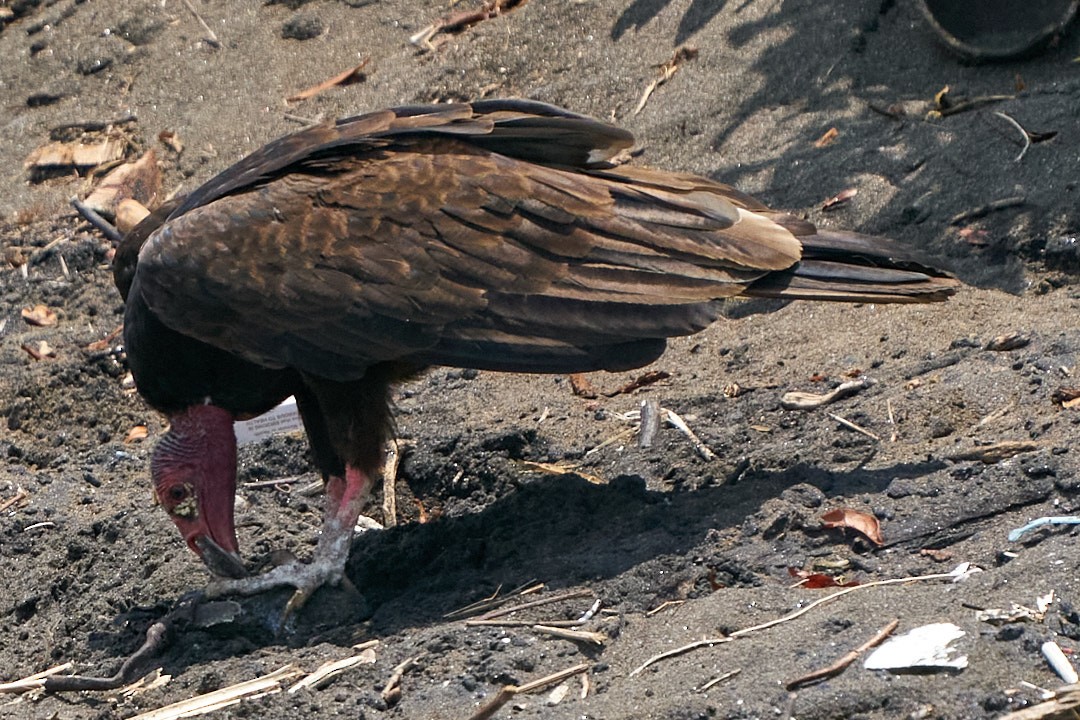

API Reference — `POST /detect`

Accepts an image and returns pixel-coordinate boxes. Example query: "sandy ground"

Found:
[2,0,1080,718]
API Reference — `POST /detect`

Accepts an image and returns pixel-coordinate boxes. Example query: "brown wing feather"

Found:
[125,99,955,382]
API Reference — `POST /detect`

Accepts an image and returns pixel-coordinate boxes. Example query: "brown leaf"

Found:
[124,425,149,444]
[822,187,857,211]
[788,567,860,588]
[569,373,598,399]
[4,246,27,268]
[1052,387,1080,408]
[957,226,989,247]
[83,149,161,220]
[985,333,1030,351]
[919,548,954,562]
[606,370,670,397]
[115,198,151,234]
[821,507,884,545]
[21,341,56,360]
[813,127,839,148]
[21,304,58,327]
[158,130,184,154]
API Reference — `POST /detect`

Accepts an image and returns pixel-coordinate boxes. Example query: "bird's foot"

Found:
[205,464,373,618]
[205,521,355,617]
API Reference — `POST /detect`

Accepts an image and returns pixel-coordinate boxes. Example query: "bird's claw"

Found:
[205,555,348,619]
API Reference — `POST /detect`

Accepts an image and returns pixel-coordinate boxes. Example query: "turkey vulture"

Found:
[115,99,958,607]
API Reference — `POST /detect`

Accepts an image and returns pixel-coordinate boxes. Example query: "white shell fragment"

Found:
[864,623,968,671]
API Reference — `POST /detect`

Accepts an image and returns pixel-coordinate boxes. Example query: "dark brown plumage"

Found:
[115,99,958,603]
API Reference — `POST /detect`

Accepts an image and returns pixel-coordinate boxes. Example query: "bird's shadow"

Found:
[610,0,1080,293]
[98,454,946,670]
[612,0,747,45]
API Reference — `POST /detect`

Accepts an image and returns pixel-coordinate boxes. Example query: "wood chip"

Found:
[25,138,125,174]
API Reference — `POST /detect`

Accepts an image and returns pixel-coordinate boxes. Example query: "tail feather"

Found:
[744,229,960,303]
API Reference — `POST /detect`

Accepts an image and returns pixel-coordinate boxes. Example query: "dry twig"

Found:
[468,663,590,720]
[179,0,221,48]
[287,650,377,693]
[380,655,420,706]
[0,487,29,514]
[287,60,370,103]
[785,619,899,689]
[947,440,1040,464]
[470,588,594,622]
[630,568,969,676]
[827,412,880,441]
[948,195,1026,225]
[697,668,741,692]
[410,0,527,52]
[634,46,698,115]
[533,625,606,645]
[993,112,1032,162]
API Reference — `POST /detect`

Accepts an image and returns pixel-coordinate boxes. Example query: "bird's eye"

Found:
[168,486,189,502]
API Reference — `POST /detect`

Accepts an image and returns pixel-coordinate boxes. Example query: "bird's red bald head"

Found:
[152,404,246,578]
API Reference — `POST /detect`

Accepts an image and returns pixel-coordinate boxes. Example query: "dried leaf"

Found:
[116,199,151,234]
[957,226,989,247]
[569,373,598,398]
[933,85,952,110]
[607,370,669,396]
[21,341,56,360]
[83,150,161,220]
[985,333,1029,351]
[4,246,27,268]
[822,187,857,211]
[125,425,149,444]
[1052,387,1080,408]
[919,548,954,562]
[788,567,859,588]
[821,507,884,545]
[21,304,58,327]
[813,127,839,148]
[158,130,184,154]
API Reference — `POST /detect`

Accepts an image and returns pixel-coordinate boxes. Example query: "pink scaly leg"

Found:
[206,464,375,615]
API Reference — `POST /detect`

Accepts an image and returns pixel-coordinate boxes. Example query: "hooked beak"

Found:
[193,534,248,579]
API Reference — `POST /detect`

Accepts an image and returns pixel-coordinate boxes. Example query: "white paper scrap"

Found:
[864,623,968,671]
[233,396,303,445]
